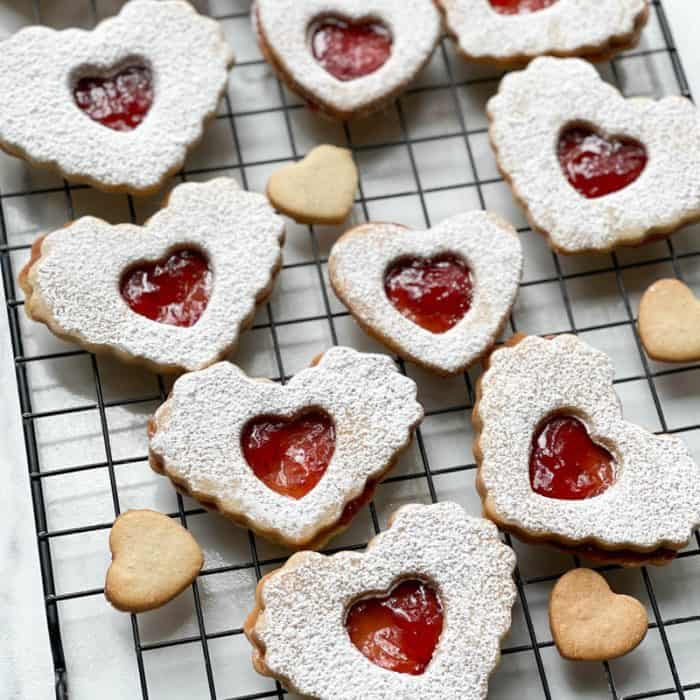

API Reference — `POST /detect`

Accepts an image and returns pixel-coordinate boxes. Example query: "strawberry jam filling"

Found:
[120,249,212,327]
[241,411,335,499]
[311,18,392,81]
[384,254,473,333]
[558,126,647,199]
[74,64,153,131]
[346,580,443,675]
[530,415,616,500]
[489,0,559,14]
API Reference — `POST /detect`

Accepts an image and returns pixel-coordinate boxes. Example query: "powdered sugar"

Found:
[23,178,284,372]
[488,57,700,254]
[438,0,647,64]
[254,0,441,118]
[476,335,700,551]
[249,502,516,699]
[0,0,234,193]
[329,213,523,375]
[149,347,423,547]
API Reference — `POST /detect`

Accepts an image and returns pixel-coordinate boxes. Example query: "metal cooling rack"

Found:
[1,1,700,698]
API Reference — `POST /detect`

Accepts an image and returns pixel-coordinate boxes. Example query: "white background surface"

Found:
[1,1,700,699]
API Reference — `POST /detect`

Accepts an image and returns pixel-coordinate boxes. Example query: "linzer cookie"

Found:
[474,334,700,566]
[148,347,423,549]
[0,0,234,194]
[244,502,516,699]
[488,57,700,254]
[329,212,523,375]
[253,0,441,120]
[19,178,284,373]
[437,0,648,67]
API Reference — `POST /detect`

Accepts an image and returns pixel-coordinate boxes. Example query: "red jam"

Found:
[74,64,153,131]
[346,580,443,675]
[311,18,392,81]
[558,126,648,199]
[530,415,616,500]
[489,0,558,14]
[241,411,336,499]
[384,254,473,334]
[120,249,212,327]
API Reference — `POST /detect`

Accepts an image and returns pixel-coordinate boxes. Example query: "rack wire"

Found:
[1,1,699,698]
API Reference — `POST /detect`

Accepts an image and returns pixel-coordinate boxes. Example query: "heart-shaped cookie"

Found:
[254,0,441,120]
[488,57,700,254]
[148,347,423,549]
[329,212,523,375]
[267,145,358,225]
[244,502,516,699]
[437,0,647,66]
[0,1,234,194]
[105,510,203,613]
[474,334,700,565]
[550,568,648,661]
[639,278,700,363]
[19,178,284,373]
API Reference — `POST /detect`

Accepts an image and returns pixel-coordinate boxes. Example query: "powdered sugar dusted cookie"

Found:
[474,334,700,566]
[488,57,700,254]
[437,0,648,67]
[0,0,234,194]
[329,213,523,375]
[254,0,441,120]
[244,502,516,699]
[19,178,284,373]
[149,347,423,549]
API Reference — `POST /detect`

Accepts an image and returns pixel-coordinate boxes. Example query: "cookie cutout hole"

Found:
[241,410,336,499]
[310,16,392,81]
[489,0,559,15]
[530,414,617,500]
[346,579,443,675]
[384,254,473,333]
[73,61,153,131]
[120,248,212,327]
[558,124,647,199]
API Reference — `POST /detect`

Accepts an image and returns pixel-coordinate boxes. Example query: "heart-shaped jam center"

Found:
[489,0,559,14]
[241,411,336,499]
[311,18,392,81]
[74,64,153,131]
[558,126,648,199]
[346,580,443,675]
[120,249,212,327]
[384,254,473,334]
[530,415,616,500]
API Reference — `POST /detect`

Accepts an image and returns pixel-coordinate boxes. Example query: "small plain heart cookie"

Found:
[474,334,700,566]
[488,57,700,254]
[0,0,234,194]
[329,212,523,375]
[105,510,204,613]
[19,178,284,374]
[244,502,516,699]
[437,0,648,67]
[550,568,648,661]
[149,347,423,549]
[639,278,700,363]
[267,145,358,225]
[254,0,442,120]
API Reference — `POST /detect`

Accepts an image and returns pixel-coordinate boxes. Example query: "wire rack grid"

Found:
[1,1,699,699]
